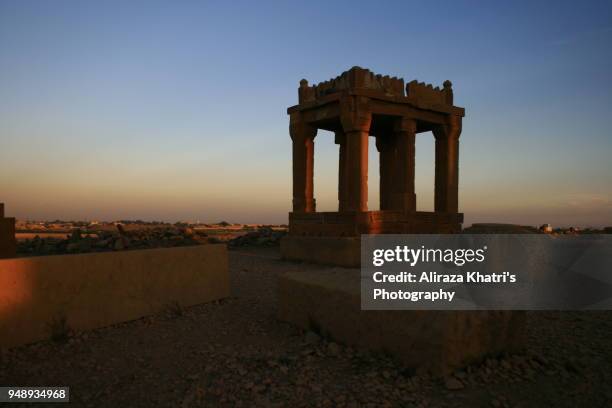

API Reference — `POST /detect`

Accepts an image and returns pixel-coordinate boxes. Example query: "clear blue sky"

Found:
[1,0,611,227]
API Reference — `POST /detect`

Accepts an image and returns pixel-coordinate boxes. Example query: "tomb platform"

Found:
[0,244,229,349]
[278,268,526,376]
[288,210,463,236]
[279,68,525,377]
[281,210,462,267]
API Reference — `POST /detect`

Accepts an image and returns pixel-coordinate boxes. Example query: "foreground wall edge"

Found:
[0,245,229,349]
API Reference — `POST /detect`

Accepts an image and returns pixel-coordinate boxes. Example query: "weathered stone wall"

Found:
[0,244,229,349]
[278,269,525,376]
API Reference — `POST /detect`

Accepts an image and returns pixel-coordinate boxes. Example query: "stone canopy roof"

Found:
[297,66,455,107]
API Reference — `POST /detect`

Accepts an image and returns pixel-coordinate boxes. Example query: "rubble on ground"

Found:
[1,248,610,407]
[228,227,286,248]
[16,225,211,256]
[17,224,288,256]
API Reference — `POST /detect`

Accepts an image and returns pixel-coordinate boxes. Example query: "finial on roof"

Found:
[443,80,452,89]
[300,79,308,87]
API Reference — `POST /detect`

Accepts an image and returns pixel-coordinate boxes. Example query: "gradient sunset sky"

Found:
[1,1,611,227]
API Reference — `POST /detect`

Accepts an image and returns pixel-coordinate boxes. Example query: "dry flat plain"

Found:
[1,247,611,407]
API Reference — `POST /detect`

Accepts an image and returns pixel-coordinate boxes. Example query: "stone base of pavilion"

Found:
[278,269,526,376]
[282,210,463,267]
[289,210,463,236]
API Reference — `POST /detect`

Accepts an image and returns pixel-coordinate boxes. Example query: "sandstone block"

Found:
[278,269,525,376]
[0,244,230,349]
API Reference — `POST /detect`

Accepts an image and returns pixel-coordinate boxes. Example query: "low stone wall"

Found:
[278,269,525,376]
[0,245,229,349]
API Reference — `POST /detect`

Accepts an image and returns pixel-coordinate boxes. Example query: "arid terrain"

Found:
[1,246,610,408]
[15,221,286,256]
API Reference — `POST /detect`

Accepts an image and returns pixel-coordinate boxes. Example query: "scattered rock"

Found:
[228,227,286,248]
[327,342,341,356]
[444,377,464,390]
[2,248,611,406]
[304,331,321,344]
[17,225,211,256]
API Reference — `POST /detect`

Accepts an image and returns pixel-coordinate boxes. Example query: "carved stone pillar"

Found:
[344,130,369,212]
[340,96,371,212]
[433,116,461,213]
[289,113,317,212]
[376,133,396,211]
[393,117,417,211]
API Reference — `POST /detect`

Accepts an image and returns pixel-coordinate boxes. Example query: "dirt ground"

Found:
[1,247,611,407]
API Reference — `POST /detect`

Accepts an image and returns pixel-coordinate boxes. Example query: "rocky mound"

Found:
[17,225,211,256]
[228,227,286,248]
